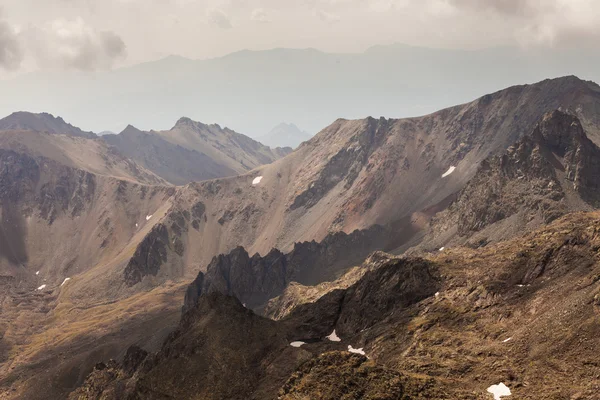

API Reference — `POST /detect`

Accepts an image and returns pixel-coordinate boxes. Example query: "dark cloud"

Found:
[0,18,22,70]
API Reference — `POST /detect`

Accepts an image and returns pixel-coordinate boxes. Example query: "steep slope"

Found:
[0,147,174,284]
[111,77,600,294]
[412,110,600,252]
[256,122,311,149]
[103,119,291,185]
[0,112,96,139]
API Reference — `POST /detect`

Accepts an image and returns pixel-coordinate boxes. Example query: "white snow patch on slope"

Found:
[252,176,263,185]
[439,247,445,251]
[326,330,341,342]
[61,278,71,287]
[442,166,456,178]
[37,284,47,291]
[502,337,512,343]
[487,383,511,400]
[348,345,366,356]
[290,341,306,348]
[146,215,153,221]
[36,271,40,275]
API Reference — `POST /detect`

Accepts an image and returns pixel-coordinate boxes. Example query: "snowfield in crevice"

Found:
[442,166,456,178]
[326,330,341,342]
[146,215,153,221]
[487,383,511,400]
[252,176,263,185]
[290,341,306,348]
[61,278,71,287]
[37,284,47,291]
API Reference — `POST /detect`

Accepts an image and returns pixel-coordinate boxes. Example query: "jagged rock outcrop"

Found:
[71,257,441,400]
[183,225,390,312]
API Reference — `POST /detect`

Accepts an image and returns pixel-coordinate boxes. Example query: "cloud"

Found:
[251,8,271,23]
[0,17,22,70]
[315,9,341,24]
[207,8,232,29]
[24,17,126,70]
[444,0,600,47]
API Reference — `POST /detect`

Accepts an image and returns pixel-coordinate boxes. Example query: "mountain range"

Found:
[2,76,600,399]
[3,44,600,137]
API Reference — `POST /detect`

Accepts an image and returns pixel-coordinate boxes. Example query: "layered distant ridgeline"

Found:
[4,77,600,399]
[3,44,600,137]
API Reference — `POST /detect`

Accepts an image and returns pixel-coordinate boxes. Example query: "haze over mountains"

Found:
[3,76,600,399]
[3,44,600,137]
[257,123,312,149]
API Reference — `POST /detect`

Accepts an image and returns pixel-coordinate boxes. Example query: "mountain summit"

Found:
[0,112,96,139]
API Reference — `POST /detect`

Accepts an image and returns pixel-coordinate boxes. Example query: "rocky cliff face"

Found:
[421,110,600,249]
[183,225,390,312]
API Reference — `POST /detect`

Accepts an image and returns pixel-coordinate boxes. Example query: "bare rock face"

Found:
[183,225,390,313]
[284,256,441,339]
[123,224,170,286]
[429,110,600,243]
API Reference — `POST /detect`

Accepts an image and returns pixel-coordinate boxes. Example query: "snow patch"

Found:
[435,292,440,297]
[348,345,366,356]
[290,341,306,348]
[35,271,40,276]
[146,215,153,221]
[326,330,341,342]
[439,247,445,251]
[487,383,511,400]
[61,278,71,287]
[442,166,456,178]
[502,337,512,343]
[136,223,138,227]
[252,176,263,185]
[37,284,47,291]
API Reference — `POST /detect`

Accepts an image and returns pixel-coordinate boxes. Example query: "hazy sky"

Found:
[1,0,599,78]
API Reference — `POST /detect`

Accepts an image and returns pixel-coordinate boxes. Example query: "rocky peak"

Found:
[532,110,588,156]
